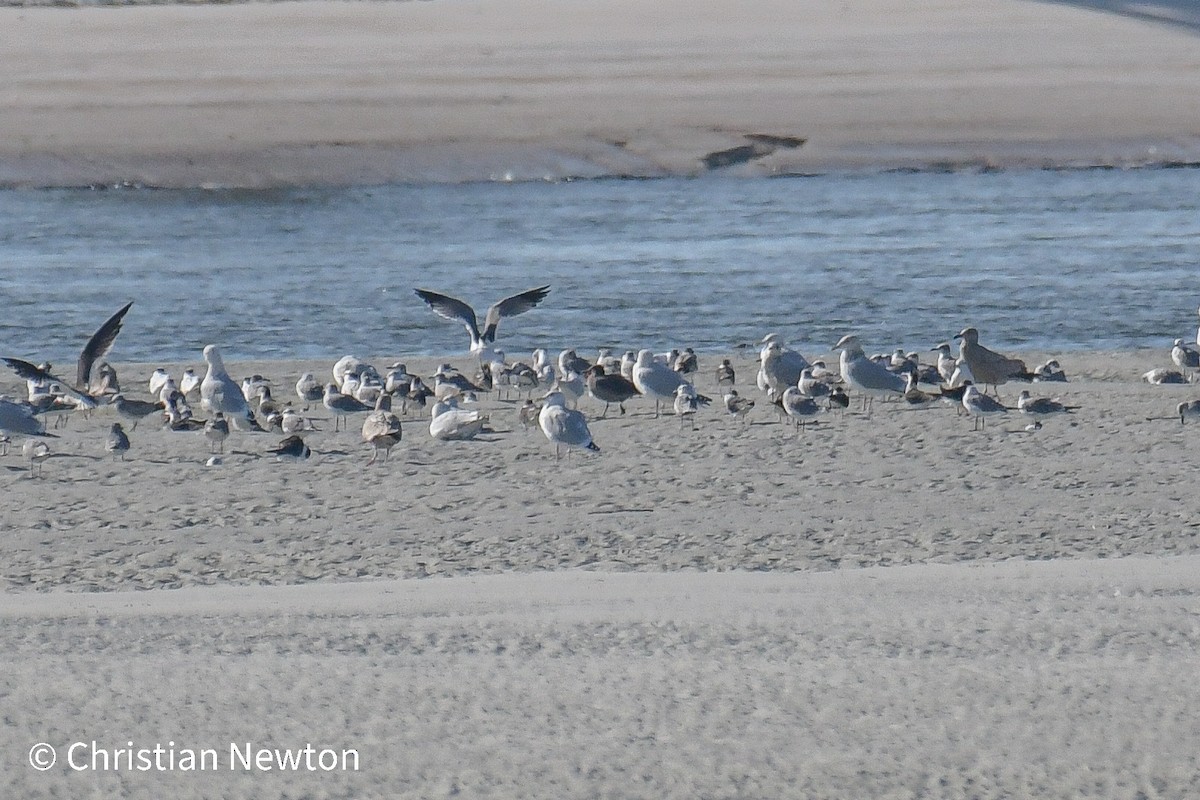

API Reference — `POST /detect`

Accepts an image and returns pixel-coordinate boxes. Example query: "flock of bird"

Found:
[3,290,1200,474]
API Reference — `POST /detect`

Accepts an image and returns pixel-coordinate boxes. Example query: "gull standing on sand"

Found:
[1171,338,1200,379]
[756,334,809,393]
[833,335,906,415]
[954,327,1032,394]
[583,364,640,417]
[23,439,50,476]
[673,384,701,429]
[539,390,599,460]
[201,345,260,431]
[414,286,551,363]
[779,386,820,431]
[715,359,736,388]
[105,422,131,461]
[362,394,403,464]
[205,412,230,453]
[323,383,372,432]
[962,383,1009,430]
[633,349,704,417]
[723,390,754,424]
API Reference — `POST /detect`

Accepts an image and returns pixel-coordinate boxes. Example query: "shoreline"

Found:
[3,0,1199,188]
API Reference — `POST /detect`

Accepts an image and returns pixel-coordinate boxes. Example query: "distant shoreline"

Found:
[2,0,1199,187]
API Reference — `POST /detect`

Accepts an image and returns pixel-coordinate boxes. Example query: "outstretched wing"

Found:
[78,301,134,389]
[414,289,480,344]
[2,357,96,407]
[481,286,551,344]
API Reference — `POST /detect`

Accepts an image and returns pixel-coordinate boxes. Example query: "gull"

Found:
[809,360,835,381]
[555,370,585,410]
[620,351,638,382]
[23,439,50,476]
[429,396,488,440]
[105,422,131,461]
[1171,338,1200,378]
[1177,400,1200,424]
[89,361,121,398]
[832,335,906,415]
[902,371,941,408]
[798,367,831,399]
[931,343,957,383]
[756,334,809,393]
[778,386,820,432]
[539,390,599,460]
[295,373,323,407]
[723,390,754,424]
[715,359,736,388]
[267,434,311,462]
[559,349,591,377]
[0,397,50,437]
[148,368,171,398]
[518,399,541,430]
[280,408,318,435]
[205,412,230,453]
[164,391,205,431]
[179,368,200,398]
[673,348,698,375]
[2,301,134,411]
[1033,359,1067,382]
[110,393,162,431]
[323,383,372,432]
[673,384,700,429]
[583,364,640,417]
[1144,368,1189,385]
[415,286,551,362]
[256,385,282,420]
[633,349,692,417]
[156,377,180,406]
[362,394,403,464]
[962,382,1009,430]
[954,327,1033,393]
[1016,390,1079,419]
[241,375,271,403]
[201,345,261,431]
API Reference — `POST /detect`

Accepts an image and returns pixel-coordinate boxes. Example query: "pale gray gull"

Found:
[962,383,1009,430]
[415,286,551,362]
[1016,390,1079,419]
[201,345,261,431]
[833,335,906,415]
[539,390,599,460]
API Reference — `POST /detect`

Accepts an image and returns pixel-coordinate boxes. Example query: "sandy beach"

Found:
[2,0,1200,186]
[6,0,1200,794]
[4,350,1200,795]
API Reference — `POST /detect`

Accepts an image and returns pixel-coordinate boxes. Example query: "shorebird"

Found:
[23,439,50,476]
[1016,390,1079,419]
[200,345,261,431]
[633,349,709,417]
[833,335,906,415]
[0,397,50,437]
[715,359,736,388]
[105,422,131,461]
[962,382,1009,430]
[1144,368,1189,385]
[673,384,701,429]
[1171,338,1199,378]
[723,390,754,424]
[267,434,311,462]
[110,393,162,431]
[539,390,599,460]
[361,394,403,464]
[323,383,372,432]
[584,364,640,417]
[205,412,230,453]
[2,301,133,411]
[954,327,1033,394]
[414,286,551,362]
[756,334,809,393]
[1178,400,1200,424]
[429,397,488,440]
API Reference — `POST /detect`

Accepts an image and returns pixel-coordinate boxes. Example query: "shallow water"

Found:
[1,167,1198,364]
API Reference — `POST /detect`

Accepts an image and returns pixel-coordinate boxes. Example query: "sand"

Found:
[5,0,1200,793]
[2,0,1200,186]
[3,350,1200,793]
